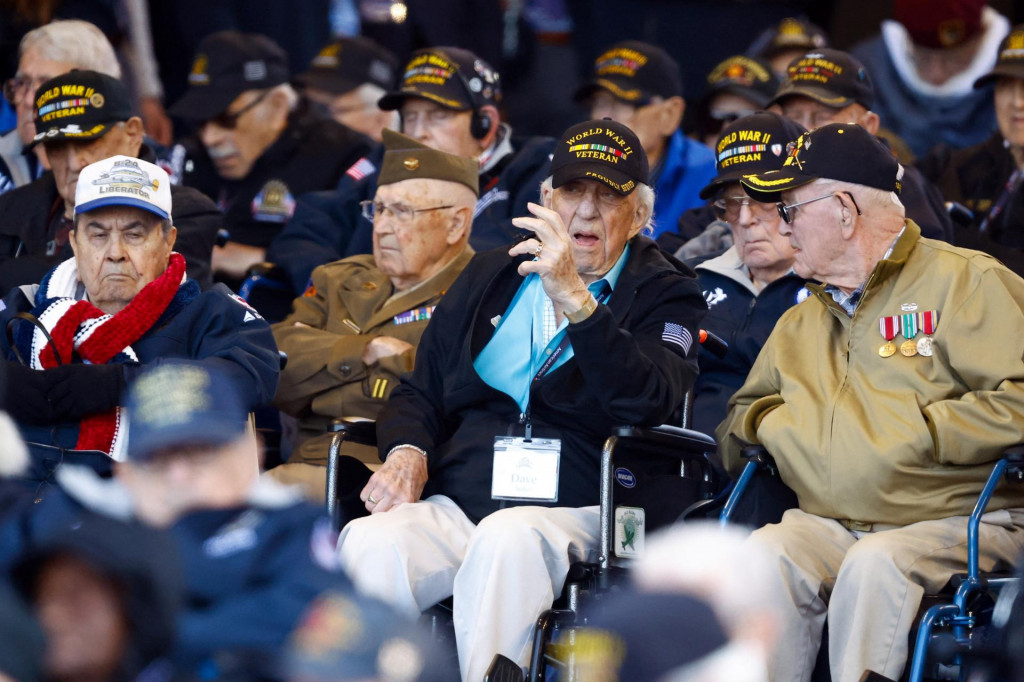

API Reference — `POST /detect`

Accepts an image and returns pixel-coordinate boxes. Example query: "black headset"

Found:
[448,55,494,140]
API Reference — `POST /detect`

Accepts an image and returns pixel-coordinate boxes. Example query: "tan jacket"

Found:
[273,247,474,464]
[718,221,1024,525]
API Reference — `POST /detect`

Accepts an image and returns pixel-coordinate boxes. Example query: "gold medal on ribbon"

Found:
[878,315,899,359]
[900,339,918,357]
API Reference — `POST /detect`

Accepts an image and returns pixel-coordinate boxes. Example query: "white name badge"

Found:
[491,436,561,502]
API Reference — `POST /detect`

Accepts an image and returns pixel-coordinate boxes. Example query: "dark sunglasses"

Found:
[205,89,272,130]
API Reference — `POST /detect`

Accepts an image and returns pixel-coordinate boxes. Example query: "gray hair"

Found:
[74,206,174,236]
[20,20,121,78]
[540,176,656,234]
[813,178,905,216]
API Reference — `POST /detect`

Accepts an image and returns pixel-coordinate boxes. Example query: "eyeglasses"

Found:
[205,89,272,130]
[776,191,862,224]
[360,199,454,223]
[3,74,52,104]
[712,195,778,222]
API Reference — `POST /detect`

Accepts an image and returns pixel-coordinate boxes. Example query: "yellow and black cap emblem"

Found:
[550,119,649,196]
[31,70,133,147]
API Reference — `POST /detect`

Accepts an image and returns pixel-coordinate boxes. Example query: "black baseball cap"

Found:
[295,36,399,95]
[32,70,133,147]
[704,55,780,108]
[741,123,903,202]
[169,31,290,122]
[975,25,1024,88]
[699,112,806,199]
[551,119,648,195]
[377,47,501,112]
[750,17,829,60]
[574,40,682,105]
[770,48,874,110]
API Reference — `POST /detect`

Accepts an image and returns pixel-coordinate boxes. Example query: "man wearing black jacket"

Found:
[167,31,375,285]
[0,70,220,295]
[338,120,706,682]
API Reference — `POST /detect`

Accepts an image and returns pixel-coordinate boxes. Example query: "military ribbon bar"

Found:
[879,316,899,341]
[918,310,939,335]
[393,305,436,326]
[901,312,918,339]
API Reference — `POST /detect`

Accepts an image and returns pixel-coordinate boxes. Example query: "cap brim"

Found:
[130,412,245,461]
[769,83,855,109]
[698,170,749,200]
[377,88,469,112]
[740,169,817,203]
[704,82,773,108]
[168,86,242,121]
[75,196,170,221]
[30,122,113,150]
[553,162,638,196]
[294,70,362,95]
[973,65,1024,89]
[572,78,649,105]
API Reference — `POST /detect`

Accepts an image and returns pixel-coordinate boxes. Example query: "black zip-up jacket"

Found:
[173,101,375,249]
[377,236,707,522]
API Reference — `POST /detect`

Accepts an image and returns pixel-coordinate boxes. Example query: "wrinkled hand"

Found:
[510,202,591,314]
[4,361,54,424]
[360,448,428,513]
[361,336,414,365]
[47,363,126,421]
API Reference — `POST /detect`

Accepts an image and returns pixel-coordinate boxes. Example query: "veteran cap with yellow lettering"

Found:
[32,70,133,147]
[573,40,682,105]
[974,25,1024,88]
[378,128,479,196]
[550,119,648,196]
[741,123,902,203]
[699,112,806,200]
[770,48,874,110]
[377,47,500,112]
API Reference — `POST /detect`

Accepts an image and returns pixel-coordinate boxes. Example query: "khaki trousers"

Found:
[337,495,600,682]
[749,507,1024,682]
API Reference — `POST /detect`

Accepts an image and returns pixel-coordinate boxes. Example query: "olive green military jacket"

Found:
[273,246,474,465]
[717,221,1024,525]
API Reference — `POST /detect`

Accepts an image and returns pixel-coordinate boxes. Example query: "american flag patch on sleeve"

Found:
[661,322,693,354]
[345,157,376,181]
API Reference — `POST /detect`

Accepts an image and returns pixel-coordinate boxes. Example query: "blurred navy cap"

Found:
[126,360,248,462]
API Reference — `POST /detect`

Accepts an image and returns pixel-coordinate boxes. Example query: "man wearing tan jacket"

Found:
[718,123,1024,682]
[270,129,477,500]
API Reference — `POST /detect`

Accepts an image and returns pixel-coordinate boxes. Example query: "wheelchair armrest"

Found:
[612,424,716,455]
[328,417,378,446]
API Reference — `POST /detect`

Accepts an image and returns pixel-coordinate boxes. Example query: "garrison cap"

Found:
[741,123,903,203]
[378,128,479,196]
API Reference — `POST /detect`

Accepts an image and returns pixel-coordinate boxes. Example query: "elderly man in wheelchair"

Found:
[335,119,706,682]
[717,123,1024,682]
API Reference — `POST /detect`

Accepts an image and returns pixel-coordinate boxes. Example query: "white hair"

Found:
[632,522,784,638]
[353,82,387,107]
[813,177,905,215]
[540,176,656,233]
[20,20,121,78]
[273,83,300,112]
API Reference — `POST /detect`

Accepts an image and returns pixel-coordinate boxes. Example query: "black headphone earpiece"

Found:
[470,108,491,140]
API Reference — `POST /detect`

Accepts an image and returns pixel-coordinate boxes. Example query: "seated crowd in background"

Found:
[2,2,1024,681]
